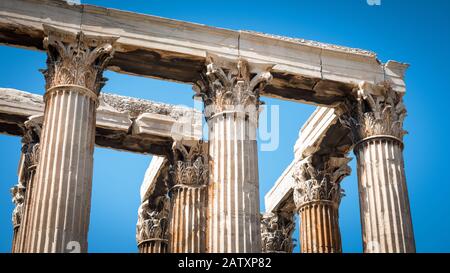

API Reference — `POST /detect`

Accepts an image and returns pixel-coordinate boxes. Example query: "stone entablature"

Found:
[0,88,201,155]
[0,0,408,105]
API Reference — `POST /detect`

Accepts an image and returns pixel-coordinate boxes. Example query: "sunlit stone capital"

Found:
[292,155,351,210]
[42,25,118,97]
[193,57,272,119]
[170,141,208,189]
[338,81,407,144]
[136,196,170,253]
[260,212,295,253]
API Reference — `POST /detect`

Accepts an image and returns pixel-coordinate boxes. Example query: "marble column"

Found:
[292,155,351,253]
[10,115,43,253]
[194,58,272,252]
[339,82,415,253]
[136,196,170,253]
[21,26,117,253]
[260,212,295,253]
[168,141,208,253]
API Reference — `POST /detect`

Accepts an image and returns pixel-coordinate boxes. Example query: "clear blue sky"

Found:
[1,0,449,253]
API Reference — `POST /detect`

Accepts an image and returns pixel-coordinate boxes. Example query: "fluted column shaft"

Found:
[298,201,341,253]
[17,162,38,252]
[21,26,116,253]
[195,58,272,253]
[207,112,260,252]
[340,82,415,253]
[24,86,96,253]
[169,185,207,252]
[138,240,167,253]
[355,137,415,252]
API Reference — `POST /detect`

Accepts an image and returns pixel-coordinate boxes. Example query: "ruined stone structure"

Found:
[0,0,414,253]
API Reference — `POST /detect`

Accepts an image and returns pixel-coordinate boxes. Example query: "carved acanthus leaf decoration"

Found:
[10,184,25,228]
[171,141,208,188]
[338,82,407,142]
[42,25,117,93]
[261,212,296,253]
[193,58,272,118]
[292,155,351,209]
[136,195,170,243]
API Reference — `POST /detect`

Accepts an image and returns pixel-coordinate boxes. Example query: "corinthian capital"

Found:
[338,81,407,142]
[136,196,170,243]
[261,212,296,253]
[10,184,25,228]
[193,57,272,118]
[170,141,208,188]
[21,115,43,177]
[292,155,351,209]
[42,25,118,94]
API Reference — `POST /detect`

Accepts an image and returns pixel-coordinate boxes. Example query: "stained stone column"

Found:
[168,141,208,253]
[22,26,117,253]
[136,196,170,253]
[292,155,351,253]
[339,82,415,253]
[260,212,295,253]
[11,115,43,253]
[194,58,272,253]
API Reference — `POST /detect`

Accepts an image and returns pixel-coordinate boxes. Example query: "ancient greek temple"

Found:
[1,0,415,253]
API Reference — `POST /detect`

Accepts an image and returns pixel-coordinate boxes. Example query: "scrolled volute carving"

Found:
[292,155,351,209]
[193,57,272,118]
[171,141,208,188]
[261,212,296,253]
[338,81,407,143]
[136,195,170,243]
[42,25,117,94]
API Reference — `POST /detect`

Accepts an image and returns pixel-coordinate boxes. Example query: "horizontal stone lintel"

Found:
[0,0,408,106]
[0,88,202,155]
[140,156,168,203]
